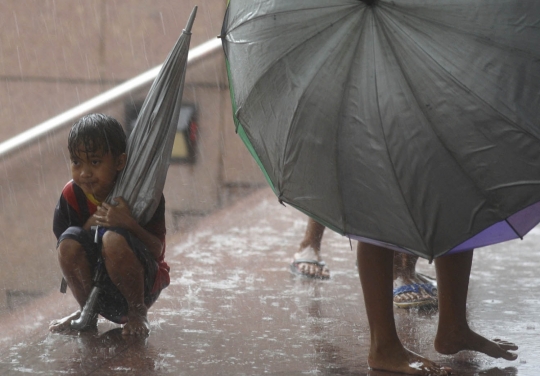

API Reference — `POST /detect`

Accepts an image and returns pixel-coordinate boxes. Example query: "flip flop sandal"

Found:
[393,283,438,308]
[289,259,330,279]
[417,272,438,289]
[418,279,438,297]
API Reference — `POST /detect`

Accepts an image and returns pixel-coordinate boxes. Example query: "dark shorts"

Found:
[58,226,161,324]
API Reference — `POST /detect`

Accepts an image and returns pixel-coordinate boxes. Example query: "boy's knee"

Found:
[58,238,80,251]
[102,230,131,257]
[57,238,84,262]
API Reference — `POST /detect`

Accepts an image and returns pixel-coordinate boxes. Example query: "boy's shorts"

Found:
[58,226,161,324]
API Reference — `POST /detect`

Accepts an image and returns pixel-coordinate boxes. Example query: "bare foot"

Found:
[122,308,150,336]
[369,345,451,375]
[435,328,518,360]
[50,311,98,333]
[291,246,330,279]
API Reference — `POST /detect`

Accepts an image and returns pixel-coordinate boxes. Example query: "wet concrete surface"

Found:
[0,187,539,375]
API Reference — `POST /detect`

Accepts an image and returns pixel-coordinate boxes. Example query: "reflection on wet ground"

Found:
[0,188,539,375]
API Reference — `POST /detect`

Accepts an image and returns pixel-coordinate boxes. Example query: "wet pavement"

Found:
[0,187,539,375]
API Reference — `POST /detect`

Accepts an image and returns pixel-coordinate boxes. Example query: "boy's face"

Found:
[70,145,126,202]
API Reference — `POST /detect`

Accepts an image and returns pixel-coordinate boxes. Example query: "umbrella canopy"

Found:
[107,7,197,226]
[221,0,540,259]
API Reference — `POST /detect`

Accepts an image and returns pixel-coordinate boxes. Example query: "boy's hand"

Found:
[94,197,135,230]
[83,214,99,231]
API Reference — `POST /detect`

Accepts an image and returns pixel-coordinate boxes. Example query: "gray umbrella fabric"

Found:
[107,7,197,226]
[221,0,540,259]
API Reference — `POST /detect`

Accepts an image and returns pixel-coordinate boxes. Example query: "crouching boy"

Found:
[50,113,170,336]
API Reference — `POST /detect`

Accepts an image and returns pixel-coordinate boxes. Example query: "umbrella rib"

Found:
[378,9,540,254]
[381,13,493,226]
[380,10,537,213]
[388,4,540,61]
[225,4,356,36]
[232,5,359,119]
[226,3,364,212]
[371,9,431,253]
[278,8,362,200]
[381,5,540,143]
[333,9,371,235]
[504,218,523,240]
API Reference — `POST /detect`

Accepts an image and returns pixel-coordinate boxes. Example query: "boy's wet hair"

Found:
[68,113,127,158]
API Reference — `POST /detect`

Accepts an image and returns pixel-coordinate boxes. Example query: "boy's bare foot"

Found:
[290,246,330,279]
[49,310,97,332]
[122,316,150,336]
[122,307,150,336]
[435,327,518,360]
[369,345,451,375]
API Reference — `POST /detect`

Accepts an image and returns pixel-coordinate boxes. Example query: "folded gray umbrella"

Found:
[70,7,197,330]
[221,0,540,259]
[107,6,197,225]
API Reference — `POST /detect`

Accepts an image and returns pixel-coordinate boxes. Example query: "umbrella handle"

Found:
[70,226,105,330]
[70,284,100,330]
[69,264,104,330]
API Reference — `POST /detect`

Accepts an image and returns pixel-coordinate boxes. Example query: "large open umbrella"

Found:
[221,0,540,259]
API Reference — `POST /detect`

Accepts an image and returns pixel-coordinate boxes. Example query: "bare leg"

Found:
[434,250,517,360]
[292,218,329,278]
[358,242,450,375]
[393,252,419,281]
[50,239,96,332]
[102,231,150,336]
[57,239,94,307]
[393,253,437,309]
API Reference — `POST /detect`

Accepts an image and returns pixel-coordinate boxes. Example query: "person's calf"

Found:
[393,252,419,280]
[57,240,94,307]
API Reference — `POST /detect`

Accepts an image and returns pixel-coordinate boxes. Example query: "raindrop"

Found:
[16,46,23,77]
[13,11,20,37]
[160,12,166,35]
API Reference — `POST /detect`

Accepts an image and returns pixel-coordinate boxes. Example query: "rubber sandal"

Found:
[289,259,330,279]
[393,283,438,308]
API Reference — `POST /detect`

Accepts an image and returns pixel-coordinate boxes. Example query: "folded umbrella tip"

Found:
[184,6,198,34]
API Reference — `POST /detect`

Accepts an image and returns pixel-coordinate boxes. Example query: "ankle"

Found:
[299,240,319,251]
[393,268,416,280]
[370,339,408,365]
[295,245,321,260]
[128,303,148,317]
[371,332,405,353]
[435,323,471,352]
